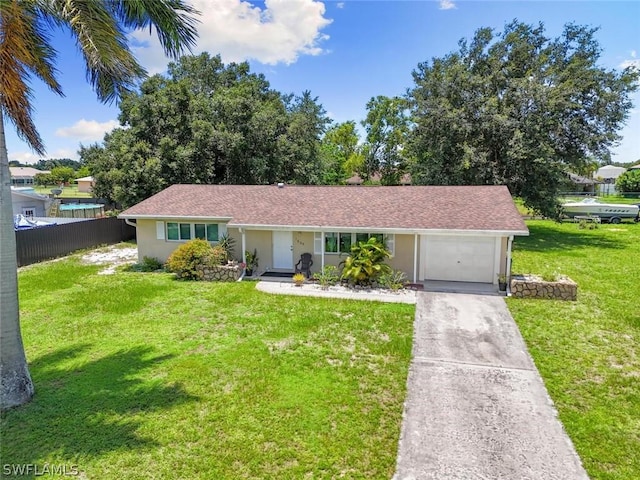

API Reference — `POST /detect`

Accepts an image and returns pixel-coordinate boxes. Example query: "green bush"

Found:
[126,256,164,272]
[340,237,391,287]
[379,270,407,291]
[615,169,640,193]
[217,233,235,262]
[166,239,217,280]
[312,265,340,290]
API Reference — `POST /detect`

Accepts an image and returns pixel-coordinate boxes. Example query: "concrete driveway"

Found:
[393,292,589,480]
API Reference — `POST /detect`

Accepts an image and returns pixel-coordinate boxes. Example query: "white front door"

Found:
[273,231,293,269]
[421,235,497,283]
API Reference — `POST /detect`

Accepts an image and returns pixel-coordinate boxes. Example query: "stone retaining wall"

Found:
[510,274,577,301]
[196,264,242,282]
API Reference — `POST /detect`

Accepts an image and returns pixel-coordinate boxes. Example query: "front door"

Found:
[273,231,293,269]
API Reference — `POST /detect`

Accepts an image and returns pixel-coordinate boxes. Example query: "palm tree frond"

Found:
[110,0,199,59]
[0,0,63,153]
[44,0,146,103]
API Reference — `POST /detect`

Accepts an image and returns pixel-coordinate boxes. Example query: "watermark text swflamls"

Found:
[2,463,79,477]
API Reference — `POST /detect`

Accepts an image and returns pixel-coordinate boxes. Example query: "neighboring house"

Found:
[595,165,626,195]
[120,184,528,287]
[628,163,640,170]
[9,167,49,186]
[11,187,52,217]
[75,176,95,193]
[565,172,600,194]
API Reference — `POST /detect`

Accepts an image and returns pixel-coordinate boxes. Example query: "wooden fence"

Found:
[15,217,136,267]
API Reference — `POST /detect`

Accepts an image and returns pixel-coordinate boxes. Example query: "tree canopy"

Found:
[86,53,330,207]
[615,170,640,193]
[407,20,639,217]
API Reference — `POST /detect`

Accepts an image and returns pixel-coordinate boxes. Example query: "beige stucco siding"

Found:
[388,234,418,281]
[134,221,508,284]
[135,219,179,262]
[500,237,508,276]
[238,229,273,271]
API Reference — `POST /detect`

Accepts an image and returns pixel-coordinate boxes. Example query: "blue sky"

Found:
[5,0,640,165]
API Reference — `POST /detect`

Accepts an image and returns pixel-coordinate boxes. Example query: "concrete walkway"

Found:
[393,292,589,480]
[255,280,417,304]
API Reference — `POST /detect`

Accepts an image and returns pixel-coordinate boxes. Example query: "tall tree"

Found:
[88,58,331,204]
[0,0,197,409]
[361,96,410,185]
[320,121,363,184]
[281,90,330,184]
[408,21,639,217]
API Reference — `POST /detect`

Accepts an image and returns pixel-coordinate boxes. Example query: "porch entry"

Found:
[272,231,293,269]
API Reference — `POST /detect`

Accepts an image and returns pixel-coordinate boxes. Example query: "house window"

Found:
[166,222,220,242]
[194,223,218,242]
[325,232,338,253]
[179,223,191,240]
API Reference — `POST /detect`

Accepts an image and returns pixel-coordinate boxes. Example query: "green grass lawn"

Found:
[1,259,414,479]
[33,185,92,198]
[507,220,640,480]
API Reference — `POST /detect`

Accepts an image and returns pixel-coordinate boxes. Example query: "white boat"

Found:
[562,198,639,223]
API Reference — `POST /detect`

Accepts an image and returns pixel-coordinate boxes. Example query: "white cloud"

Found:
[9,148,79,164]
[439,0,456,10]
[619,50,640,70]
[337,2,344,8]
[130,0,332,73]
[620,59,640,70]
[55,119,119,141]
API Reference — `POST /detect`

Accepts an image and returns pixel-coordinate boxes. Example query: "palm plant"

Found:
[0,0,198,409]
[340,237,391,287]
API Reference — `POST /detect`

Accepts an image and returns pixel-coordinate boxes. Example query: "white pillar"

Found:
[241,228,246,267]
[413,233,418,283]
[506,236,514,295]
[321,230,325,269]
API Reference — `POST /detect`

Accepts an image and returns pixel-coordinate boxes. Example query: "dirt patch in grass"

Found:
[80,245,138,274]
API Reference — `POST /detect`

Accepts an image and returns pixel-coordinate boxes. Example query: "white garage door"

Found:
[421,235,497,283]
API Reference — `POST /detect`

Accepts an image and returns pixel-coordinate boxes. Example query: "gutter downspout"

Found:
[124,218,136,228]
[506,235,514,296]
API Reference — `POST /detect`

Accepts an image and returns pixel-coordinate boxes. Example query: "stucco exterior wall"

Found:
[135,219,179,262]
[134,221,510,285]
[237,229,273,272]
[389,234,419,281]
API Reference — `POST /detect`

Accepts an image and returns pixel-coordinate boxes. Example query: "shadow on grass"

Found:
[514,223,631,253]
[1,344,196,466]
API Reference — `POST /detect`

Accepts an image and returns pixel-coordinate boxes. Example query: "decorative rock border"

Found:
[510,274,577,301]
[196,264,242,282]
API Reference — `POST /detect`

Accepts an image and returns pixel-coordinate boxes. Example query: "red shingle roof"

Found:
[119,184,528,233]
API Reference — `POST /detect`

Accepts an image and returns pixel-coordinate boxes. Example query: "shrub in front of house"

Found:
[379,269,407,291]
[166,239,225,280]
[340,237,391,287]
[312,265,340,290]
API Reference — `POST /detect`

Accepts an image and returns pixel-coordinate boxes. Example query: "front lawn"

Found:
[1,259,414,479]
[507,220,640,480]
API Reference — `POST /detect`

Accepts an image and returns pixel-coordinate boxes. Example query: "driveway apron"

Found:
[393,292,589,480]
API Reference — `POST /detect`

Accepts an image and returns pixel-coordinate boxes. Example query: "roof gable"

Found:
[120,184,528,234]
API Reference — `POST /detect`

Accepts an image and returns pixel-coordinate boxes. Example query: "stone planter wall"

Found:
[510,274,577,301]
[196,264,242,282]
